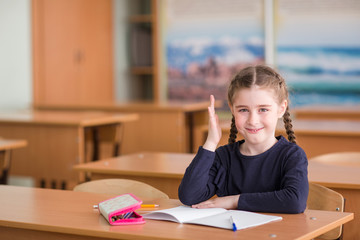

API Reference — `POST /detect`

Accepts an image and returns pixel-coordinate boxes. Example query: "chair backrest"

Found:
[307,183,345,240]
[73,178,169,200]
[309,152,360,167]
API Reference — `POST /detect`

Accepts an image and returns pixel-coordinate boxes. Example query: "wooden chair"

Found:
[84,124,123,162]
[307,183,345,240]
[309,152,360,167]
[73,178,169,200]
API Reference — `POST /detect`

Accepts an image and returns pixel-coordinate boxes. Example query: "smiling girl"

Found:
[178,65,309,213]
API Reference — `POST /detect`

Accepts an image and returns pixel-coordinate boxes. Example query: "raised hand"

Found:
[203,95,222,152]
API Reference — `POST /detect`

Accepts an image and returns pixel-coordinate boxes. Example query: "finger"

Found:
[208,95,216,118]
[209,95,215,109]
[192,200,215,209]
[208,106,215,119]
[193,202,215,209]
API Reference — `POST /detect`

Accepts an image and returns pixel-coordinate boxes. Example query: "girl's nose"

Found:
[247,111,259,125]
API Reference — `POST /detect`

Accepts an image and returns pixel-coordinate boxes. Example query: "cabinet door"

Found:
[33,0,113,106]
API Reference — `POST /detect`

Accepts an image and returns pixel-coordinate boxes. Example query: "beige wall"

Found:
[0,0,32,110]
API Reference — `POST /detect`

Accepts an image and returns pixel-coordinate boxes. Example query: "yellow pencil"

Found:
[141,204,160,208]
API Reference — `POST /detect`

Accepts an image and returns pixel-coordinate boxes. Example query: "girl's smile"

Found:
[245,127,264,134]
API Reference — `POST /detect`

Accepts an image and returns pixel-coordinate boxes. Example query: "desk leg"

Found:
[0,150,11,184]
[92,128,99,161]
[113,123,124,156]
[186,112,194,153]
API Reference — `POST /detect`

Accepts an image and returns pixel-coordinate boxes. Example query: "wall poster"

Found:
[275,0,360,107]
[164,0,265,108]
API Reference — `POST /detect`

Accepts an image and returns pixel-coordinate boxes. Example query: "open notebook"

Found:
[143,206,282,230]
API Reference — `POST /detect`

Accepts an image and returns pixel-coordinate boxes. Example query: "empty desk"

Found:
[0,110,138,189]
[293,105,360,120]
[74,152,194,198]
[0,138,27,184]
[35,100,222,153]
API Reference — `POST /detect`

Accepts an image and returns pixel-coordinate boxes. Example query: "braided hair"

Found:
[227,65,296,144]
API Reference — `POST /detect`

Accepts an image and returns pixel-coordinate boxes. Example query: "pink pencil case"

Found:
[97,193,145,225]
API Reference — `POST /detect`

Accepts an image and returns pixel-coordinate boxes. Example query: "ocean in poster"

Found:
[277,46,360,107]
[166,41,360,107]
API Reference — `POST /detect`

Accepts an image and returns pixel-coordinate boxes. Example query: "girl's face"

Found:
[229,85,287,154]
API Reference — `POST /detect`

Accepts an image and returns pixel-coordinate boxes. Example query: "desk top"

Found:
[0,139,27,151]
[284,119,360,136]
[308,160,360,190]
[74,152,194,179]
[0,110,138,127]
[293,105,360,120]
[34,100,223,113]
[0,185,353,240]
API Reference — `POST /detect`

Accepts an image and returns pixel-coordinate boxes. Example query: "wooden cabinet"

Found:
[128,0,160,102]
[32,0,114,106]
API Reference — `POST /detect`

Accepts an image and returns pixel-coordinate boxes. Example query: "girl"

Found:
[178,65,308,213]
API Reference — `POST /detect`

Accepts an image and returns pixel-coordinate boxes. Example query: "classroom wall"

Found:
[0,0,32,110]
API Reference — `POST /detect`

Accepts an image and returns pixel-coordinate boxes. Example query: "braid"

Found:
[228,115,238,144]
[283,107,296,144]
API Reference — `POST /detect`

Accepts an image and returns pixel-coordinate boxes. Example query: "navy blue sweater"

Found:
[178,136,308,213]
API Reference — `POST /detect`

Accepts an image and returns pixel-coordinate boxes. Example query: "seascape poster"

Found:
[275,0,360,107]
[164,0,265,107]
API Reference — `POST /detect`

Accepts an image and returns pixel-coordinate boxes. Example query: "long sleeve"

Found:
[178,147,224,205]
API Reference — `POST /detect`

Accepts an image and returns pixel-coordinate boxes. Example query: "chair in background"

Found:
[309,152,360,167]
[73,178,169,200]
[307,183,345,240]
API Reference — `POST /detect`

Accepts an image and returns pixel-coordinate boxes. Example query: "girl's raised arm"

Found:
[203,95,222,152]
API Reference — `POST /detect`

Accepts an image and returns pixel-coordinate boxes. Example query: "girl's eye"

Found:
[259,108,268,112]
[238,109,248,112]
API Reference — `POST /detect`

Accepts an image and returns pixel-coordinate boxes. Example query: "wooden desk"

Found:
[35,100,222,153]
[0,110,138,189]
[195,119,360,158]
[308,160,360,239]
[0,139,28,184]
[74,152,195,198]
[280,119,360,158]
[0,185,353,240]
[293,105,360,120]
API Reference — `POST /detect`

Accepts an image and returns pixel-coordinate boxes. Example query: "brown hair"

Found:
[227,65,296,144]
